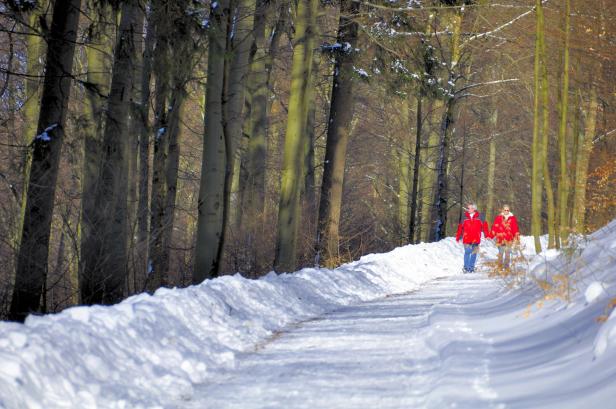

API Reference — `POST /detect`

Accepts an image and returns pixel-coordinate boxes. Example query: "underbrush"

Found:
[481,237,607,318]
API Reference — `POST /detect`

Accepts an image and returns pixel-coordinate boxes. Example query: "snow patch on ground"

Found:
[585,281,607,303]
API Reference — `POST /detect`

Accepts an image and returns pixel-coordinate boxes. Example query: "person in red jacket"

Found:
[490,204,520,269]
[455,203,490,273]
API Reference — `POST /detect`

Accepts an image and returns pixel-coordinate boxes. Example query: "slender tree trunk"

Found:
[539,11,556,249]
[147,0,173,291]
[274,0,318,272]
[557,0,571,244]
[568,90,582,229]
[148,77,170,290]
[572,86,598,233]
[303,51,319,216]
[485,108,497,223]
[408,93,422,243]
[531,0,545,253]
[431,98,455,241]
[420,99,441,242]
[159,91,184,277]
[457,126,467,224]
[126,9,146,294]
[315,0,359,267]
[10,0,82,322]
[397,99,411,241]
[194,0,231,282]
[134,10,155,293]
[80,0,141,305]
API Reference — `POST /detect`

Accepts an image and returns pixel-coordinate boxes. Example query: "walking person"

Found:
[455,203,490,273]
[490,204,520,270]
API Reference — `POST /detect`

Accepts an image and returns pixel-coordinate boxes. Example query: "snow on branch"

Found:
[353,1,535,13]
[462,1,548,47]
[594,128,616,145]
[455,78,519,95]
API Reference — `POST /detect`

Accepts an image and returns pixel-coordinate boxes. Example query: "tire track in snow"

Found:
[186,275,507,409]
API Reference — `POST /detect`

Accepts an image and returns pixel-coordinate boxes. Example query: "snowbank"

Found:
[2,218,616,409]
[0,238,463,408]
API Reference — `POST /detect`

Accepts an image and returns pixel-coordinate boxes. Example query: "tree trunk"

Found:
[419,99,441,242]
[15,2,48,275]
[303,52,319,216]
[21,7,46,151]
[148,0,197,289]
[148,77,170,291]
[315,0,358,267]
[568,90,582,229]
[242,0,284,271]
[485,108,497,223]
[194,0,231,282]
[408,93,422,243]
[216,0,257,274]
[572,86,598,233]
[431,98,455,242]
[531,0,545,253]
[80,0,141,305]
[159,91,184,278]
[539,9,556,249]
[457,125,467,224]
[148,85,185,291]
[397,99,411,241]
[134,10,155,293]
[557,0,571,244]
[79,0,114,301]
[242,0,269,267]
[126,9,146,294]
[10,0,82,322]
[274,0,318,272]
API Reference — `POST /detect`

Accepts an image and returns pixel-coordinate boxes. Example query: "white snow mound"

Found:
[0,238,463,408]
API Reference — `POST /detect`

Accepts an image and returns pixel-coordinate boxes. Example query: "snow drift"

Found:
[1,218,616,408]
[0,238,463,408]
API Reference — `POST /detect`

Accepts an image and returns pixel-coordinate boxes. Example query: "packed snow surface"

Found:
[1,221,616,408]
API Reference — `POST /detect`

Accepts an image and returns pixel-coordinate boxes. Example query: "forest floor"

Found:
[187,271,615,409]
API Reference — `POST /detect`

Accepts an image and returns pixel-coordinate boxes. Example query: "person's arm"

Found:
[488,218,497,239]
[511,216,520,241]
[483,220,491,239]
[456,223,464,242]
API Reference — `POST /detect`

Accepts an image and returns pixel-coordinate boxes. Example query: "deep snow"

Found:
[1,220,616,408]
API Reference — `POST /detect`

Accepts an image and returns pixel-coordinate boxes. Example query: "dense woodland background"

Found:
[0,0,614,321]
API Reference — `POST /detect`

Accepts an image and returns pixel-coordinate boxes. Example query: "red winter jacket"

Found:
[456,211,490,244]
[490,213,520,245]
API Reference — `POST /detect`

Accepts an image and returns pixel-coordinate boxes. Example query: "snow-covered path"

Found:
[187,271,615,409]
[2,224,616,409]
[188,275,502,408]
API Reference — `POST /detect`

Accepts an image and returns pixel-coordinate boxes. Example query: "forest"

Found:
[0,0,614,321]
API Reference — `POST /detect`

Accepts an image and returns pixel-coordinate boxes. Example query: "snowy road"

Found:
[188,275,508,408]
[187,271,616,409]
